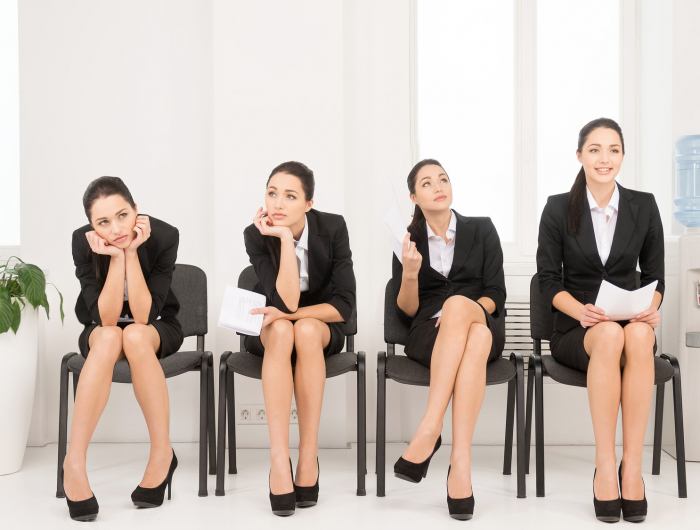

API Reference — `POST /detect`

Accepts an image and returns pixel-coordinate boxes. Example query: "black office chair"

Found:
[215,265,367,496]
[376,280,527,498]
[526,273,687,498]
[56,264,216,498]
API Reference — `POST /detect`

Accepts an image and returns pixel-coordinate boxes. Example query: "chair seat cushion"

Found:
[541,354,675,387]
[385,355,516,387]
[67,351,203,383]
[228,351,358,380]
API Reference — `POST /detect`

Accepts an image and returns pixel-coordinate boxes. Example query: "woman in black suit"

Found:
[243,161,356,516]
[392,159,506,520]
[537,118,663,523]
[63,177,183,521]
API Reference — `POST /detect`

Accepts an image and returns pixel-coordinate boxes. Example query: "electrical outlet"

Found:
[290,407,298,424]
[255,407,267,421]
[236,406,251,423]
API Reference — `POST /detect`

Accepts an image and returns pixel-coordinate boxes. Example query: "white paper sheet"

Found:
[383,189,408,263]
[594,280,658,321]
[217,285,266,336]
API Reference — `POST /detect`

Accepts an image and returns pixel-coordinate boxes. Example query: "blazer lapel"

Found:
[605,184,638,269]
[575,207,606,272]
[448,214,474,279]
[307,212,330,292]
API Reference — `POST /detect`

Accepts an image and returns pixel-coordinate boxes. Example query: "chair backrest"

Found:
[383,278,506,345]
[529,271,642,341]
[237,265,357,336]
[171,264,208,338]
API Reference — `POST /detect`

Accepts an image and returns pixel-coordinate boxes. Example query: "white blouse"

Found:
[427,211,457,318]
[294,215,310,292]
[586,183,619,266]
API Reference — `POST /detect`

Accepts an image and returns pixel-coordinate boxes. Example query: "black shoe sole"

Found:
[596,516,621,523]
[133,501,162,508]
[623,516,646,523]
[296,501,317,507]
[449,514,473,521]
[394,472,421,483]
[272,509,295,516]
[71,514,98,522]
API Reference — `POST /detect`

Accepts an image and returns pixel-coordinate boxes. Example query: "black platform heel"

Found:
[619,463,647,523]
[446,465,474,520]
[294,457,319,507]
[269,458,296,516]
[394,435,442,483]
[131,449,178,508]
[61,468,99,521]
[593,469,621,523]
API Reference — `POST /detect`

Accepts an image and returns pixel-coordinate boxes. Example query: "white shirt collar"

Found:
[426,210,457,240]
[586,182,619,212]
[294,215,309,251]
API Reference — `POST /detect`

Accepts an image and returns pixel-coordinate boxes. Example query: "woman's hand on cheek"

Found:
[128,216,151,250]
[86,231,123,257]
[253,207,292,240]
[251,306,285,328]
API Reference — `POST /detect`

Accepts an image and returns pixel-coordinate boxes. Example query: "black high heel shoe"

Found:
[131,449,178,508]
[394,435,442,483]
[61,468,99,521]
[446,465,474,520]
[269,458,296,516]
[593,469,621,523]
[619,463,647,523]
[294,457,319,507]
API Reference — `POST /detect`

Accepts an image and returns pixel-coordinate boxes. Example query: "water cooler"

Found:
[674,134,700,461]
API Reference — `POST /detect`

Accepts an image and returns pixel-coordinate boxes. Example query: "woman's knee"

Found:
[622,323,655,363]
[263,319,294,355]
[92,326,123,353]
[293,318,322,343]
[122,324,153,350]
[464,323,492,360]
[442,296,482,322]
[268,319,294,340]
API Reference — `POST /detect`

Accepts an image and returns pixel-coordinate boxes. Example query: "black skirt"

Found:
[404,303,505,369]
[243,321,347,364]
[550,320,657,373]
[78,318,184,360]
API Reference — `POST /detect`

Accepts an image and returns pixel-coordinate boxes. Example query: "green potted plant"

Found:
[0,257,64,475]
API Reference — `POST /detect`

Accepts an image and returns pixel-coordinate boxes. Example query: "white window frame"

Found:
[410,0,637,264]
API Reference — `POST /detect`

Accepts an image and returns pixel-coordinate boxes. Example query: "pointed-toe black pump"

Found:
[394,435,442,483]
[294,458,319,507]
[446,465,474,521]
[269,458,296,516]
[593,469,621,523]
[61,468,99,521]
[131,449,178,508]
[619,463,647,523]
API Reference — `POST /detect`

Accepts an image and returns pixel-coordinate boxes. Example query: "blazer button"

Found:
[444,281,449,286]
[601,273,609,280]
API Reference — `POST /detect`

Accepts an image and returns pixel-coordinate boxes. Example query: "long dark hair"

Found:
[567,118,625,235]
[82,176,136,282]
[264,161,315,270]
[406,158,447,245]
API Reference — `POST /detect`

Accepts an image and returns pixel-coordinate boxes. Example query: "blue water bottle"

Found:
[674,135,700,227]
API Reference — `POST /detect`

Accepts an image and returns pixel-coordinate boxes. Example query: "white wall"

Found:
[16,0,698,451]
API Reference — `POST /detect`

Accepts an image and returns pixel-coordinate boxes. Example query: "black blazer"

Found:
[392,211,506,332]
[537,183,665,335]
[72,215,180,326]
[243,208,356,329]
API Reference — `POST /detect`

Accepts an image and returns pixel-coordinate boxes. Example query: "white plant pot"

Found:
[0,306,39,475]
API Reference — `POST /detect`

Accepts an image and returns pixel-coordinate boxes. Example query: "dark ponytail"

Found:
[406,158,446,245]
[264,161,315,270]
[82,176,136,283]
[567,118,625,235]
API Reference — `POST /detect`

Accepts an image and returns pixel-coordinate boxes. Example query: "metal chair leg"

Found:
[652,383,664,475]
[524,359,535,474]
[72,373,80,401]
[208,356,216,475]
[57,353,77,498]
[198,353,209,497]
[662,354,687,498]
[511,352,526,498]
[376,351,387,497]
[356,352,366,496]
[227,371,237,474]
[503,376,516,476]
[533,354,545,497]
[216,353,230,496]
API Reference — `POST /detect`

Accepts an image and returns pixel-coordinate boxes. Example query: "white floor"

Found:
[0,443,697,529]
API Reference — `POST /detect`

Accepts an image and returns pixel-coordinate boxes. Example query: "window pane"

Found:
[536,0,620,220]
[0,0,20,246]
[417,0,515,242]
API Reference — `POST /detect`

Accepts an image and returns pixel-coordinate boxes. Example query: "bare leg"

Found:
[584,322,625,501]
[448,323,492,498]
[63,326,125,501]
[260,319,295,495]
[292,318,331,486]
[402,296,487,463]
[121,324,172,488]
[620,323,656,500]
